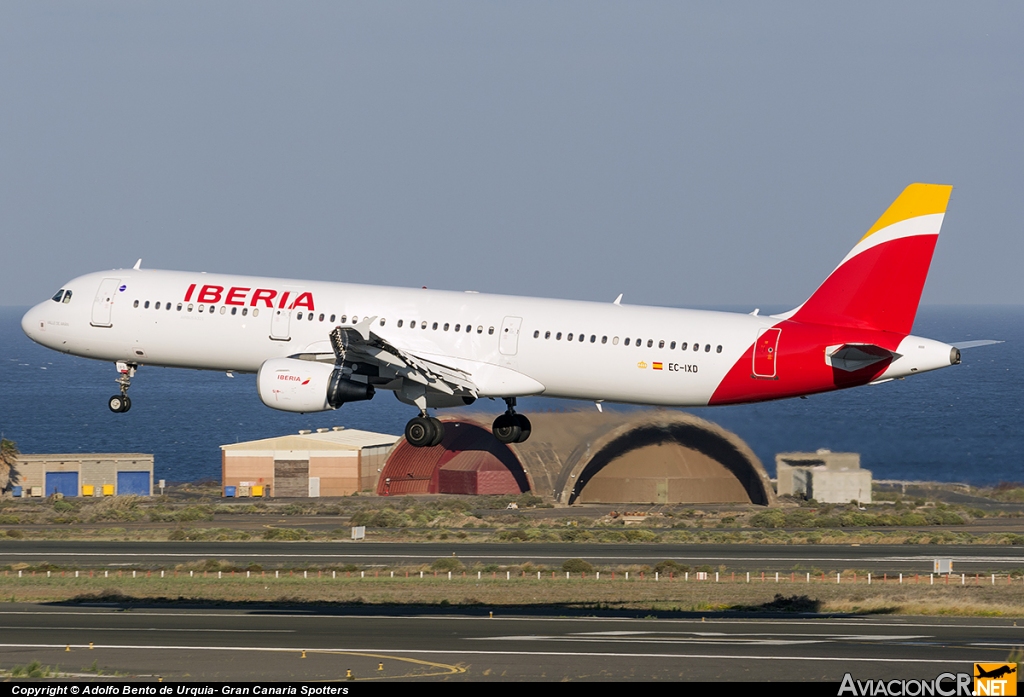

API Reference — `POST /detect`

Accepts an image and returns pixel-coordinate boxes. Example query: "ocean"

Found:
[1,305,1021,485]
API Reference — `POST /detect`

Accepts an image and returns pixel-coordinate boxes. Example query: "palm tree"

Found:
[0,438,19,493]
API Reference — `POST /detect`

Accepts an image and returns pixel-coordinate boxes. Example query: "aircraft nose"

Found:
[21,304,43,341]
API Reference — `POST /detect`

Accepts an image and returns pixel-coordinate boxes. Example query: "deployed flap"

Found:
[825,343,900,372]
[950,339,1003,349]
[328,320,478,397]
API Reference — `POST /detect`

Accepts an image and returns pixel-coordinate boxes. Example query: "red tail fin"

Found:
[787,183,952,335]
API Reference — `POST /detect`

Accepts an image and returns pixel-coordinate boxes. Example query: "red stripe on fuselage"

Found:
[708,320,904,406]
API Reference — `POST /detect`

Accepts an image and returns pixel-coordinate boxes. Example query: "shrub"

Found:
[262,528,307,541]
[654,560,689,575]
[749,510,787,528]
[559,528,593,542]
[431,557,465,572]
[561,558,594,574]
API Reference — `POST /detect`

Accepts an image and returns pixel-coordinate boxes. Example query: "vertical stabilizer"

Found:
[787,183,952,335]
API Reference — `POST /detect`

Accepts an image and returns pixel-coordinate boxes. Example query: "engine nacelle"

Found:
[257,358,374,413]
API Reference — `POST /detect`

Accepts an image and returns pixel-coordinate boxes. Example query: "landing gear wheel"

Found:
[428,417,445,447]
[405,416,437,448]
[492,413,522,444]
[108,395,125,413]
[513,413,531,443]
[121,396,132,413]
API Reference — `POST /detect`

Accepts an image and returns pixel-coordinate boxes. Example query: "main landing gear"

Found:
[108,361,137,413]
[492,398,531,444]
[404,413,445,448]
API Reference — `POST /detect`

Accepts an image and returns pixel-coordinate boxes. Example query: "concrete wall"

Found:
[808,469,873,504]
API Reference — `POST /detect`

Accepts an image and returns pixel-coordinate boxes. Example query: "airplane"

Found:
[21,183,997,448]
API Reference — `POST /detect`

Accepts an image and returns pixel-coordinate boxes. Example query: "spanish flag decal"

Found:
[653,362,663,371]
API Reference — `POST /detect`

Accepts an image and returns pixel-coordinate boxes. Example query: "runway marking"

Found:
[309,650,465,680]
[475,632,931,646]
[0,610,1019,632]
[0,626,292,633]
[0,643,991,665]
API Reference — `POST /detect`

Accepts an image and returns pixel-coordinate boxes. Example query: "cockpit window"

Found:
[62,290,72,304]
[51,289,65,302]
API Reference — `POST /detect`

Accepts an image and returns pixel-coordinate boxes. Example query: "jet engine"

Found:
[257,357,374,413]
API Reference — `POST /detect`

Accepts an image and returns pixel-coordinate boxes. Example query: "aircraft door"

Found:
[752,327,781,378]
[270,308,291,341]
[90,277,121,327]
[499,316,523,355]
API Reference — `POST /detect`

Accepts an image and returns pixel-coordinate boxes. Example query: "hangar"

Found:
[11,454,154,497]
[379,410,774,506]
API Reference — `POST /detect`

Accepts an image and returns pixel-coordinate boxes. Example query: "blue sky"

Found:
[2,2,1021,308]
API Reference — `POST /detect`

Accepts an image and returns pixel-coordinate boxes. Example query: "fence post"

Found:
[868,574,871,585]
[930,574,934,585]
[836,572,840,584]
[715,572,719,583]
[448,571,452,581]
[806,572,810,583]
[775,572,779,583]
[746,572,749,583]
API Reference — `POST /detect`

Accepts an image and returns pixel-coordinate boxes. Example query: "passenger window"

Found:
[421,321,427,329]
[477,326,483,334]
[155,302,161,310]
[231,307,237,315]
[705,344,711,352]
[221,307,228,315]
[397,319,403,328]
[351,316,358,324]
[133,300,139,308]
[144,301,150,309]
[242,308,247,316]
[601,336,607,344]
[329,314,335,323]
[716,345,723,353]
[658,340,664,348]
[612,337,619,345]
[63,291,73,304]
[467,325,472,333]
[670,341,676,349]
[533,330,540,338]
[454,324,460,332]
[252,309,259,317]
[647,339,653,348]
[433,322,438,330]
[567,333,574,341]
[187,304,194,312]
[556,332,562,340]
[693,343,699,351]
[589,335,595,343]
[341,315,348,324]
[166,302,171,311]
[198,305,204,313]
[295,312,302,320]
[307,312,313,321]
[380,319,386,326]
[489,327,495,335]
[625,338,630,346]
[177,303,182,311]
[319,313,325,322]
[680,342,687,350]
[52,290,65,302]
[444,323,449,331]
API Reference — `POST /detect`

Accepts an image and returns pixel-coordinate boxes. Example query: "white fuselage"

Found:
[22,268,776,406]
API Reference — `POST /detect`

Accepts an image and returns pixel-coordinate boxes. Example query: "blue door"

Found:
[117,471,151,496]
[45,472,79,497]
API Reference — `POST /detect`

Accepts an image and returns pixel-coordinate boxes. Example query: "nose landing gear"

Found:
[108,361,137,413]
[492,398,531,444]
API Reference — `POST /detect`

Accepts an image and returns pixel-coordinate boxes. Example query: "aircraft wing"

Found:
[329,318,478,397]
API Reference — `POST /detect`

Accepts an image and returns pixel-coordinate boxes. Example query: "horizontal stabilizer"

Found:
[950,339,1003,349]
[826,343,900,372]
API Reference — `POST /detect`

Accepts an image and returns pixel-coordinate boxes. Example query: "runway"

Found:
[0,603,1018,681]
[2,541,1024,574]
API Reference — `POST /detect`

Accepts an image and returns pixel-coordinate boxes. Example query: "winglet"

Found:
[133,259,142,270]
[613,294,623,306]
